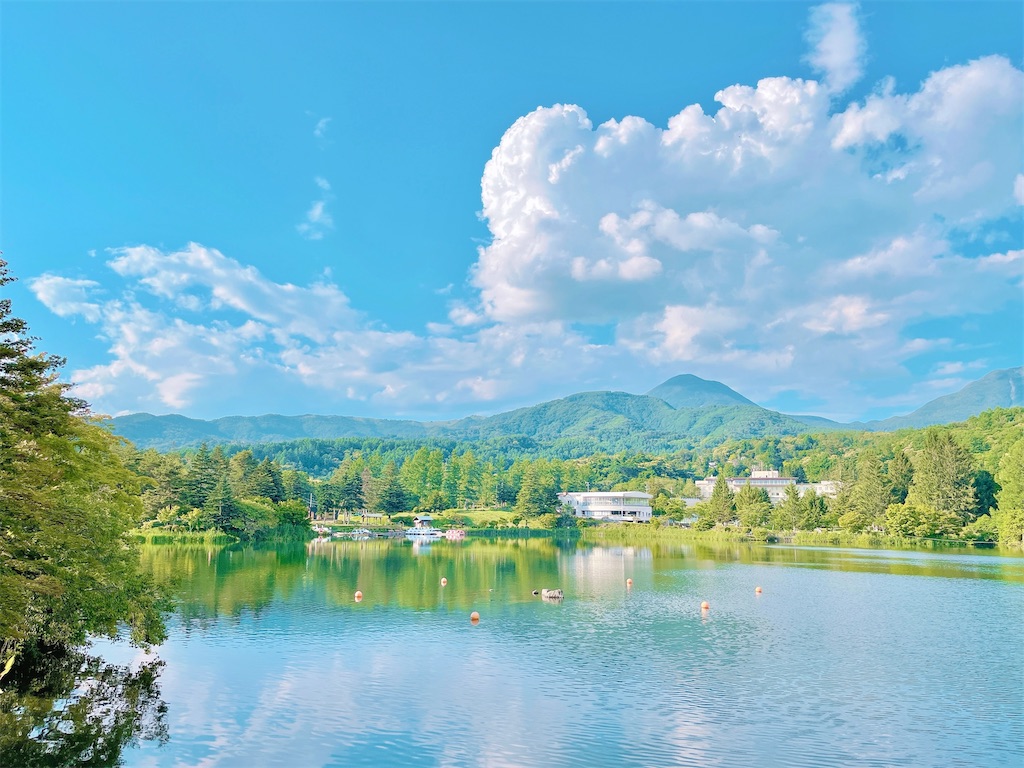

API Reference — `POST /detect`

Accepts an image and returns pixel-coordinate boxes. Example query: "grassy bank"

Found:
[788,530,997,550]
[582,525,749,545]
[133,530,238,545]
[581,524,1005,552]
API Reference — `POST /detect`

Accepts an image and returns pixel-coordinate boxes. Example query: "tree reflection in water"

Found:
[0,645,167,767]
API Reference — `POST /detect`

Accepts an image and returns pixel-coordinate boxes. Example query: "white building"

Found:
[558,491,653,522]
[695,470,839,505]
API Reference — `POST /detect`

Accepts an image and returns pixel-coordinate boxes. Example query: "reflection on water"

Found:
[48,540,1024,766]
[0,646,167,767]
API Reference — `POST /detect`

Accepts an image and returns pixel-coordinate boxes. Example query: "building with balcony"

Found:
[558,491,653,522]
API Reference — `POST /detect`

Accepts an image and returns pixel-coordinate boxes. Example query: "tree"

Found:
[994,437,1024,545]
[378,463,409,515]
[798,489,827,530]
[886,449,914,505]
[0,259,164,669]
[338,470,364,514]
[972,469,999,519]
[514,464,558,517]
[782,460,807,483]
[850,451,888,526]
[735,486,771,529]
[707,474,736,525]
[227,450,258,498]
[678,479,701,498]
[906,430,978,523]
[204,476,239,531]
[361,466,380,512]
[247,459,283,502]
[181,445,218,509]
[281,469,313,505]
[772,484,803,531]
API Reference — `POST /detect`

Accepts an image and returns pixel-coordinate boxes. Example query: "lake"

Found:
[83,538,1024,766]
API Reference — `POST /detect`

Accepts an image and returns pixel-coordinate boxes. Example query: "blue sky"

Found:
[3,1,1022,422]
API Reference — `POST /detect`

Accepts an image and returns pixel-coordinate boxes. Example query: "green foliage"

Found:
[707,474,736,524]
[850,451,889,525]
[0,646,167,765]
[906,429,978,523]
[735,486,771,529]
[772,484,803,531]
[886,449,914,505]
[514,464,558,517]
[961,514,999,543]
[994,437,1024,545]
[0,260,166,660]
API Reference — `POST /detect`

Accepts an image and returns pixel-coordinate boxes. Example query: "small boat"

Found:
[406,527,444,541]
[444,529,467,540]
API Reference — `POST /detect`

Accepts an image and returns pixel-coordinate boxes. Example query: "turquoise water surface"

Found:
[92,538,1022,767]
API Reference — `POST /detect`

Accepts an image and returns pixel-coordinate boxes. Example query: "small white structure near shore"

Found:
[558,491,653,523]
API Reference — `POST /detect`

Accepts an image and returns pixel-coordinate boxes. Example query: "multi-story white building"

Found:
[695,470,839,505]
[558,491,653,522]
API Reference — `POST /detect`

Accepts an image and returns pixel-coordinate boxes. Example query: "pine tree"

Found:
[772,483,803,531]
[735,485,771,528]
[886,449,914,505]
[378,463,409,515]
[907,430,978,523]
[204,476,239,531]
[707,474,736,524]
[514,464,558,517]
[182,445,218,508]
[228,450,258,498]
[850,451,889,525]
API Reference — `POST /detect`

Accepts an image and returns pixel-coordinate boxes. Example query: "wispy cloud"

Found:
[804,3,866,94]
[313,116,331,139]
[296,177,334,240]
[26,275,103,322]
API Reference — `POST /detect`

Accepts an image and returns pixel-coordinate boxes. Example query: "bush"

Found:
[961,514,999,542]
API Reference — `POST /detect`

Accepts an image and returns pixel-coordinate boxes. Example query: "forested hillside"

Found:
[111,368,1024,451]
[128,407,1024,546]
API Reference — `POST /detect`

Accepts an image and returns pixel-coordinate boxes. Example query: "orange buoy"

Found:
[755,586,763,594]
[700,600,710,611]
[626,578,633,587]
[440,577,448,586]
[470,611,480,623]
[354,590,363,602]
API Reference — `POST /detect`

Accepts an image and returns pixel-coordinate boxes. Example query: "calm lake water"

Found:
[93,537,1022,767]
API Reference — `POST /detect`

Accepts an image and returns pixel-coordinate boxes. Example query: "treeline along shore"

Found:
[126,406,1024,547]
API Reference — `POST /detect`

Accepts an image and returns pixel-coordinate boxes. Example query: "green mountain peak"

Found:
[645,374,755,409]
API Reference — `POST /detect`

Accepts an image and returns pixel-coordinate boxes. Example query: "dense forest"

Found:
[128,406,1024,546]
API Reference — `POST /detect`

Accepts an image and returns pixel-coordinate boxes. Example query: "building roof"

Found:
[559,491,653,500]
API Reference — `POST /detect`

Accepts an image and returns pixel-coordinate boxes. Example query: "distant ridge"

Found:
[108,366,1023,450]
[865,367,1024,431]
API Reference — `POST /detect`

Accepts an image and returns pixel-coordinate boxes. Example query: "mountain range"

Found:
[109,367,1023,451]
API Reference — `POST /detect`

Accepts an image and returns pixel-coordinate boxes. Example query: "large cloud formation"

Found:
[460,49,1022,411]
[29,5,1023,419]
